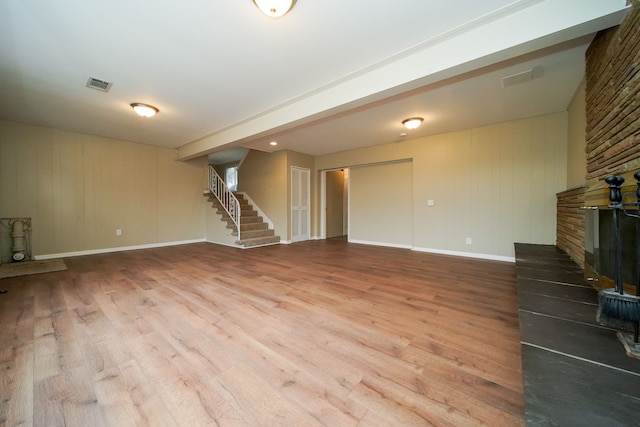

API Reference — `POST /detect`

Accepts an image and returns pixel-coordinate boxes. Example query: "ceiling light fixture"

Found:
[402,117,423,130]
[131,103,159,118]
[253,0,296,18]
[269,141,278,146]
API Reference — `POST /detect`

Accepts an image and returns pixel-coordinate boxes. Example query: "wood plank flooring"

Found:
[0,241,524,426]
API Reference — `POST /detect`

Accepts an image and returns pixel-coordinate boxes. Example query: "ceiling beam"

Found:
[177,0,629,160]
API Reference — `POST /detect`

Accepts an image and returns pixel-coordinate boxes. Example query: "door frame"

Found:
[320,168,349,240]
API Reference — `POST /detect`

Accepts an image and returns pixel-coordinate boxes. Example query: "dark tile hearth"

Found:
[517,278,598,304]
[515,243,640,427]
[521,345,640,427]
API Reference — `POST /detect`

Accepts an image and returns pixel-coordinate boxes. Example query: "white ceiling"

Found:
[0,0,629,160]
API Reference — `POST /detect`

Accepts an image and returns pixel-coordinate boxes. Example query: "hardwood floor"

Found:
[0,241,524,426]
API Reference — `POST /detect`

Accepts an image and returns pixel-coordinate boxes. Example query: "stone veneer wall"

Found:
[556,186,586,268]
[585,0,640,184]
[557,1,639,266]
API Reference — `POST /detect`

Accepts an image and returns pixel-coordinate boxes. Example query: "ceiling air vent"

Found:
[86,77,113,92]
[502,67,544,88]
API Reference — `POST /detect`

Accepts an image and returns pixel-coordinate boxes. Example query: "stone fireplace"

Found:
[557,0,640,290]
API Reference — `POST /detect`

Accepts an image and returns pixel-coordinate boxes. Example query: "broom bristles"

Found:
[599,288,640,321]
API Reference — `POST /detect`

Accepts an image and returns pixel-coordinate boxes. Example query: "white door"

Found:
[291,167,310,242]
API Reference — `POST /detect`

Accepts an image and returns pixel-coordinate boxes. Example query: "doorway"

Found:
[323,168,349,240]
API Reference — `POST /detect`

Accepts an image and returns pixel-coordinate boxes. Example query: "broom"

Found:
[598,175,640,322]
[633,171,640,343]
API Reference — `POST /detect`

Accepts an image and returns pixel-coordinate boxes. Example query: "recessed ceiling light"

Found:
[269,141,278,146]
[131,103,159,118]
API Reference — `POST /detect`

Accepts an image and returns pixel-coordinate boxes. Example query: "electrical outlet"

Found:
[116,229,123,236]
[465,237,472,245]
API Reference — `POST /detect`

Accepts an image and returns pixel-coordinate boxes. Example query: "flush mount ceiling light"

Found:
[131,103,159,118]
[253,0,296,18]
[269,141,278,146]
[402,117,423,130]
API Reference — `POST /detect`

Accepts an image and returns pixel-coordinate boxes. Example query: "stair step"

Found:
[242,222,268,231]
[241,216,264,224]
[236,235,280,247]
[207,190,279,248]
[232,229,274,239]
[226,222,268,231]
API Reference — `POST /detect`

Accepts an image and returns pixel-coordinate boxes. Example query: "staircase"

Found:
[205,191,280,248]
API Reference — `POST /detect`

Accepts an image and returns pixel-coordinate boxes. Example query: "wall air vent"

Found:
[86,77,113,92]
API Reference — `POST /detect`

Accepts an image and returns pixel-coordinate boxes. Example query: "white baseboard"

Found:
[34,238,514,263]
[34,239,207,260]
[412,246,515,263]
[348,239,413,250]
[206,240,283,250]
[205,240,241,249]
[341,239,515,262]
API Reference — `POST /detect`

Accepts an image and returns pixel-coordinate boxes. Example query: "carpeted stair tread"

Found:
[240,216,264,224]
[241,222,268,231]
[228,222,269,231]
[236,235,280,247]
[231,228,275,239]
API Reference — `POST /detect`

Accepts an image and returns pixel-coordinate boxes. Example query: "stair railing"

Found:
[208,165,241,240]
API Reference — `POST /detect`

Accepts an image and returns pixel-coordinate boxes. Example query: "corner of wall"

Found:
[566,78,587,189]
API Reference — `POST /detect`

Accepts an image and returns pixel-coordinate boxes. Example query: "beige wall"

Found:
[237,150,288,240]
[205,204,238,247]
[350,161,413,247]
[315,112,568,259]
[1,109,571,260]
[567,78,587,188]
[0,120,207,257]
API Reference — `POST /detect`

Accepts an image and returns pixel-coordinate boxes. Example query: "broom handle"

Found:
[614,208,623,295]
[605,175,625,295]
[635,170,640,298]
[635,171,640,342]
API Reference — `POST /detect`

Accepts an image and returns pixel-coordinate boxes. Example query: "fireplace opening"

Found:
[586,208,638,290]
